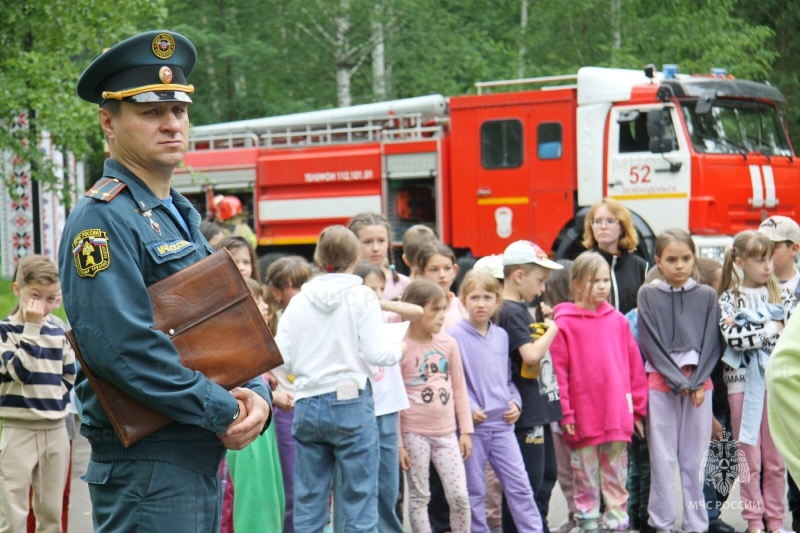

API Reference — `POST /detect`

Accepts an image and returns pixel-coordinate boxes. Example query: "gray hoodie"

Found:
[637,279,722,394]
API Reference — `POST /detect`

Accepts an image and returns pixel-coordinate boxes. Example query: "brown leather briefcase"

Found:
[66,248,283,447]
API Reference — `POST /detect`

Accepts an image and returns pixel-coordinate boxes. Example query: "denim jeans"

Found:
[334,412,404,533]
[293,385,379,533]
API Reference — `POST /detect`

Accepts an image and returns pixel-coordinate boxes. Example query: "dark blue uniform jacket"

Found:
[58,159,271,475]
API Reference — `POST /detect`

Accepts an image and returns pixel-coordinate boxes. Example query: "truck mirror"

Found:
[695,93,714,115]
[648,108,676,153]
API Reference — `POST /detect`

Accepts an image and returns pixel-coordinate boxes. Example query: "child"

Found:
[224,277,287,532]
[473,254,505,283]
[759,215,800,298]
[215,235,261,281]
[415,241,468,531]
[264,255,312,533]
[693,257,738,533]
[349,212,410,300]
[0,255,76,533]
[333,261,421,533]
[497,240,564,533]
[719,230,794,533]
[399,279,473,533]
[540,261,580,533]
[637,229,722,533]
[402,224,437,278]
[448,269,543,533]
[213,237,284,531]
[275,225,404,531]
[417,242,467,329]
[758,215,800,532]
[550,251,647,533]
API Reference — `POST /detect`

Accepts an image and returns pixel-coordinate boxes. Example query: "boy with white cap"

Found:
[759,215,800,298]
[497,241,563,532]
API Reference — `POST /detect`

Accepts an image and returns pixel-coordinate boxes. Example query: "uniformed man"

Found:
[58,30,272,531]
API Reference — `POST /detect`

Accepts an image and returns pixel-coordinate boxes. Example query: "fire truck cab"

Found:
[176,66,797,261]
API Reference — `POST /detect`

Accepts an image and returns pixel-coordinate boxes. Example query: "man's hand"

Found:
[21,298,45,325]
[503,401,521,425]
[473,407,487,425]
[219,387,271,450]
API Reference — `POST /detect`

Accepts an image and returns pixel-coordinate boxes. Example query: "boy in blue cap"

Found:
[59,30,272,532]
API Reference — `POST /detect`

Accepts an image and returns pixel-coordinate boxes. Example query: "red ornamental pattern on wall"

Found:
[1,112,35,277]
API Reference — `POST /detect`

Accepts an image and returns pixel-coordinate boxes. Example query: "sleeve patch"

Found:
[72,230,110,278]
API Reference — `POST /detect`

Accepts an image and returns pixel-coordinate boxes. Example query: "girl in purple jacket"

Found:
[448,270,543,533]
[550,252,648,533]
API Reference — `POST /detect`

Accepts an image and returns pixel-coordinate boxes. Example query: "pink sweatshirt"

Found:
[550,301,647,449]
[399,332,474,436]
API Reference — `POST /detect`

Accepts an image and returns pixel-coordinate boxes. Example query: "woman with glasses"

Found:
[582,198,649,315]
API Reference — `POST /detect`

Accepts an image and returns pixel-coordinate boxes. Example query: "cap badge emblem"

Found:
[152,33,176,59]
[159,66,173,84]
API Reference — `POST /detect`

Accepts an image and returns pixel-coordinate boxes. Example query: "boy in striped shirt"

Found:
[0,255,75,533]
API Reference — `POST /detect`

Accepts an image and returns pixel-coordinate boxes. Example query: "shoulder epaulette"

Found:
[84,177,127,202]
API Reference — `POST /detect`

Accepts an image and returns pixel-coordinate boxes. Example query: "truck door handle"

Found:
[477,188,492,197]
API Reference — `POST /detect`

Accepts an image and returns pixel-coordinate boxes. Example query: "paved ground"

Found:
[68,431,790,532]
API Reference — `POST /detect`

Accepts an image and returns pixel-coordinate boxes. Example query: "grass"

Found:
[0,278,68,322]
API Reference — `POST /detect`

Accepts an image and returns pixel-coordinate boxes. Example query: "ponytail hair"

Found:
[718,230,781,303]
[314,225,360,273]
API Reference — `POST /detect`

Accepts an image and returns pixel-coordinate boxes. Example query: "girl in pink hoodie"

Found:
[550,251,648,533]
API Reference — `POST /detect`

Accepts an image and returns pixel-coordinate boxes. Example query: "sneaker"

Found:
[555,519,578,533]
[708,521,735,533]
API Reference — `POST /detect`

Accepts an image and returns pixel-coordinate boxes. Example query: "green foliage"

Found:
[0,0,167,199]
[4,0,800,198]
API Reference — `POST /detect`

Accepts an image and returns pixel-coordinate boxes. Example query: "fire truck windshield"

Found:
[681,101,792,157]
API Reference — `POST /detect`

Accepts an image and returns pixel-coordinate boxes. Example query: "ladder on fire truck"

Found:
[188,94,449,151]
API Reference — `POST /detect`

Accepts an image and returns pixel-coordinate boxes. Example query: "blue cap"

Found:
[77,30,196,105]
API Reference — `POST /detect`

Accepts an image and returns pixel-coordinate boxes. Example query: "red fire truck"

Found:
[175,66,798,261]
